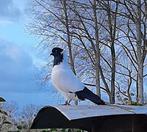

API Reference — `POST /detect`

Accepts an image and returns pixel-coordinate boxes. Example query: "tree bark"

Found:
[63,0,76,74]
[106,1,117,104]
[93,0,101,96]
[110,44,116,104]
[63,0,77,105]
[136,0,144,104]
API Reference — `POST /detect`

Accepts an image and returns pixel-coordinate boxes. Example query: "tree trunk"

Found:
[63,0,76,74]
[136,0,144,104]
[63,0,77,105]
[107,1,117,104]
[110,44,116,104]
[93,0,101,97]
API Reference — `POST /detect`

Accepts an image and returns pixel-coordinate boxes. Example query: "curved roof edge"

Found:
[31,105,147,130]
[53,105,147,120]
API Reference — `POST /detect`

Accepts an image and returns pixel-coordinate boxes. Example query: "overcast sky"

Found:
[0,0,64,109]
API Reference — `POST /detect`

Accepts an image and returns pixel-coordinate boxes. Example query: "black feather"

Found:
[75,87,105,105]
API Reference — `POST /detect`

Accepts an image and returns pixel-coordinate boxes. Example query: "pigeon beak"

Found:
[50,53,54,56]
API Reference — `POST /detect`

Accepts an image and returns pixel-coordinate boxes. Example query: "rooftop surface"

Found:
[31,105,147,132]
[53,105,147,120]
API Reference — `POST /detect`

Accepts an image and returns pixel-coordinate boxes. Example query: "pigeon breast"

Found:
[51,63,84,93]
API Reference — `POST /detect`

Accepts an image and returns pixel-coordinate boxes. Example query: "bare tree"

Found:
[116,0,147,104]
[29,0,147,104]
[17,104,39,130]
[29,0,121,103]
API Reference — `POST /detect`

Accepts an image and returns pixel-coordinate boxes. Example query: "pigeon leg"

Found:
[68,99,72,104]
[62,100,70,105]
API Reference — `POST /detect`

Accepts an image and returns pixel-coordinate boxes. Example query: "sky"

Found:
[0,0,64,109]
[0,0,107,110]
[1,0,145,110]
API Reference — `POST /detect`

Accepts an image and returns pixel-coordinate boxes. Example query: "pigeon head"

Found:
[50,47,63,56]
[51,47,64,66]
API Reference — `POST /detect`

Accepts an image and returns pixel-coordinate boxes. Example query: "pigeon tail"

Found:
[75,87,105,105]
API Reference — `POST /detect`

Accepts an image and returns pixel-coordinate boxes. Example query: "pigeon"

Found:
[50,47,105,105]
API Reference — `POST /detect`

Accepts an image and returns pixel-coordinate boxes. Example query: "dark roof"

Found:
[31,105,147,132]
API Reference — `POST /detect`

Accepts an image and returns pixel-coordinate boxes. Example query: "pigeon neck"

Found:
[53,54,63,66]
[53,53,67,66]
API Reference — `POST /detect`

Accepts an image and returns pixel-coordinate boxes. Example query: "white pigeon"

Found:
[51,47,105,105]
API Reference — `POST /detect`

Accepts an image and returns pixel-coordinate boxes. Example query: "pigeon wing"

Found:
[51,67,84,93]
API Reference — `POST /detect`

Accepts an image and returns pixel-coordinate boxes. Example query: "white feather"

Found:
[51,53,84,100]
